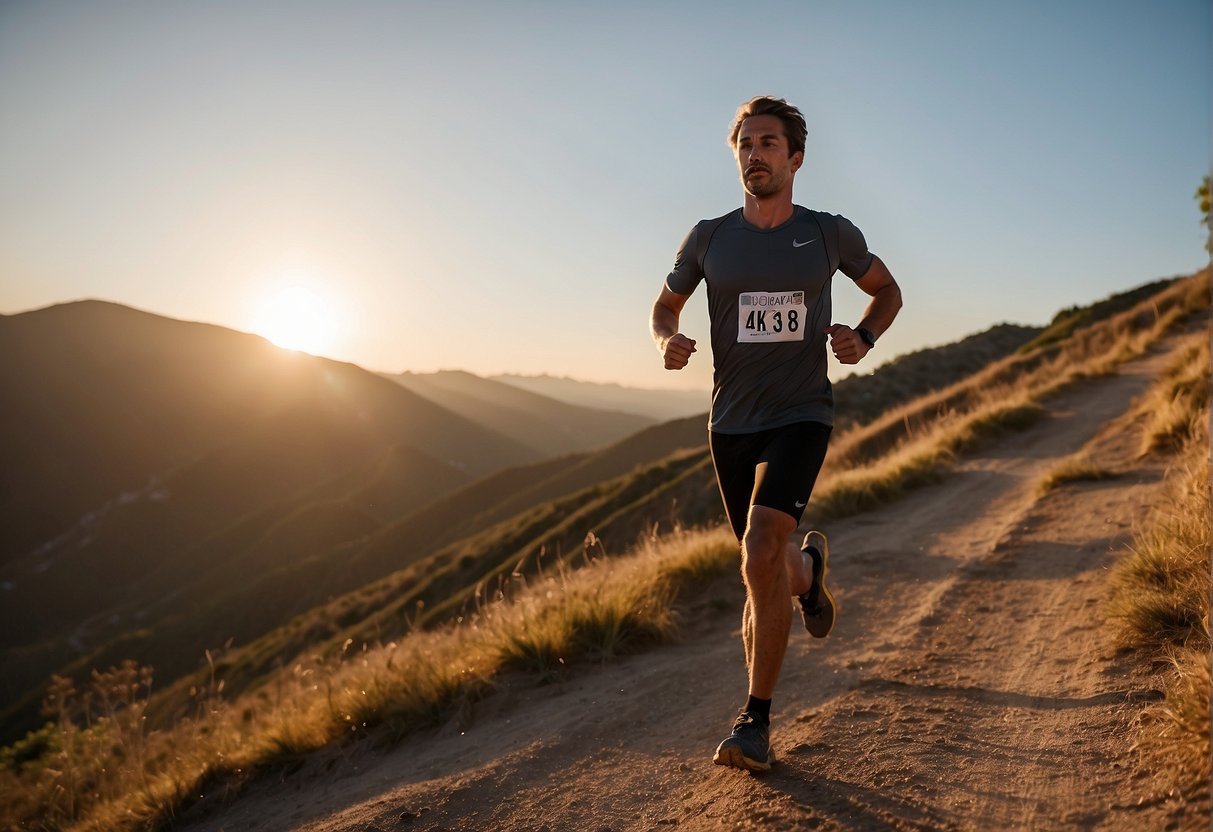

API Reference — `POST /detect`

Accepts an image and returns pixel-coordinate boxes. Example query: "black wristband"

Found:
[857,326,877,348]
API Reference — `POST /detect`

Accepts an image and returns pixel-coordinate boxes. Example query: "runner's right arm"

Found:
[651,285,696,370]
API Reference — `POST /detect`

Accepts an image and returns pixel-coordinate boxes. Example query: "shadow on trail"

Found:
[755,751,957,832]
[856,677,1164,712]
[977,538,1140,582]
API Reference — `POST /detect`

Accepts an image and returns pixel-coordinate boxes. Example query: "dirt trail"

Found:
[184,336,1200,832]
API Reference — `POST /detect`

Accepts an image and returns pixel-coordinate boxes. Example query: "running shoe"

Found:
[797,530,835,638]
[712,710,775,772]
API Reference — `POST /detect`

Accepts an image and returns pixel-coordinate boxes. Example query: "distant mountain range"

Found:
[491,373,710,421]
[3,275,1192,743]
[384,370,655,458]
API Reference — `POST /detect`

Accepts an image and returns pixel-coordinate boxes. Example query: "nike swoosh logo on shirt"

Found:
[795,499,808,508]
[792,239,817,248]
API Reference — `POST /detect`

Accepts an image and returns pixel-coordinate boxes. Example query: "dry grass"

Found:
[1107,336,1211,806]
[1036,452,1120,496]
[811,272,1208,522]
[0,528,736,831]
[810,390,1045,522]
[1137,334,1211,455]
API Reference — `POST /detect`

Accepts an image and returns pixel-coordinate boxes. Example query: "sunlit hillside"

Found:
[1,268,1205,831]
[0,301,625,741]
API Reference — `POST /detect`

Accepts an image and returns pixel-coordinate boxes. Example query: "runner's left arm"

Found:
[826,255,902,365]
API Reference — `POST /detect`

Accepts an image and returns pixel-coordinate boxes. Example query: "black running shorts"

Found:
[708,421,832,542]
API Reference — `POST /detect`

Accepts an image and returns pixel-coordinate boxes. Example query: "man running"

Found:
[649,96,902,772]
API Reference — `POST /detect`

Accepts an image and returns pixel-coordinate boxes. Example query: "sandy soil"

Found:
[180,335,1204,832]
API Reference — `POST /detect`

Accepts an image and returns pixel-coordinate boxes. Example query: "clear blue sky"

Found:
[1,1,1209,392]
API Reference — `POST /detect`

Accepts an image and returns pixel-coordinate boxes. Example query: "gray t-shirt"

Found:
[666,205,873,434]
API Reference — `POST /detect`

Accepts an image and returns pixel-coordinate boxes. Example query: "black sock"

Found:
[745,695,771,724]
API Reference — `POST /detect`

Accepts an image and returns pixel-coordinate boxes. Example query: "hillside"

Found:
[228,276,1197,681]
[832,322,1042,426]
[0,301,538,734]
[386,369,655,457]
[192,320,1206,832]
[0,275,1200,751]
[0,269,1206,831]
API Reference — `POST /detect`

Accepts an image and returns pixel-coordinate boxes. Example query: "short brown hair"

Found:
[727,96,807,157]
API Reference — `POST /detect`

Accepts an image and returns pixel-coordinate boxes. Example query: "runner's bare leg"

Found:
[740,505,797,698]
[745,540,811,671]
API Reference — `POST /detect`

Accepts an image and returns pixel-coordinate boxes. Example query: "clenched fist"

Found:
[660,333,697,370]
[825,324,870,365]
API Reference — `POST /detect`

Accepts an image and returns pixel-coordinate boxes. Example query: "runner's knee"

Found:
[741,507,796,581]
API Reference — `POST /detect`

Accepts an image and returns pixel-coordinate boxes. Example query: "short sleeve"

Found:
[836,215,875,280]
[665,224,703,295]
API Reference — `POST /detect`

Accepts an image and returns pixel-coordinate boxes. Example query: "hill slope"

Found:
[0,301,539,727]
[177,305,1208,832]
[832,322,1041,426]
[80,276,1203,741]
[0,275,1198,750]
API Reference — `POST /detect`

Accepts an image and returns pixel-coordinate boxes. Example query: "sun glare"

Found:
[252,285,339,355]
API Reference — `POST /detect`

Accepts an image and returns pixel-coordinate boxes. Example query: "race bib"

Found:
[737,291,807,343]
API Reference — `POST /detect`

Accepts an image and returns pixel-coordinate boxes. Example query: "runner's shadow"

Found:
[755,752,957,831]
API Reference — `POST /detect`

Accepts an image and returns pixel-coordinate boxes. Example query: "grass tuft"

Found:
[1036,453,1119,496]
[1138,335,1211,455]
[811,396,1043,522]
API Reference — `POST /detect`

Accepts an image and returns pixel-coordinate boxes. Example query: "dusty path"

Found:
[184,336,1200,832]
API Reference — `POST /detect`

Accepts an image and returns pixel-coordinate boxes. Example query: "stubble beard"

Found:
[742,169,784,198]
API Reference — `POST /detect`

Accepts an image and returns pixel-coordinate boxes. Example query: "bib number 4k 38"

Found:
[736,291,807,343]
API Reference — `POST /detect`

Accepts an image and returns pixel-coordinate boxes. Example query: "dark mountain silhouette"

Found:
[386,370,655,457]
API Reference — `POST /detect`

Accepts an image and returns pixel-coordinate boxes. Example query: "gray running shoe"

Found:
[797,530,836,638]
[712,711,775,772]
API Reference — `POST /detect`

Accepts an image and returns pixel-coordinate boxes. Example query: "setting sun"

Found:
[252,285,339,355]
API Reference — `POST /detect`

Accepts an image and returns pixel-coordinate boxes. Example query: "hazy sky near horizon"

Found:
[1,1,1209,392]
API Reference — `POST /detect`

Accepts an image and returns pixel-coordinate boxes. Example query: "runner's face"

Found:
[735,115,802,198]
